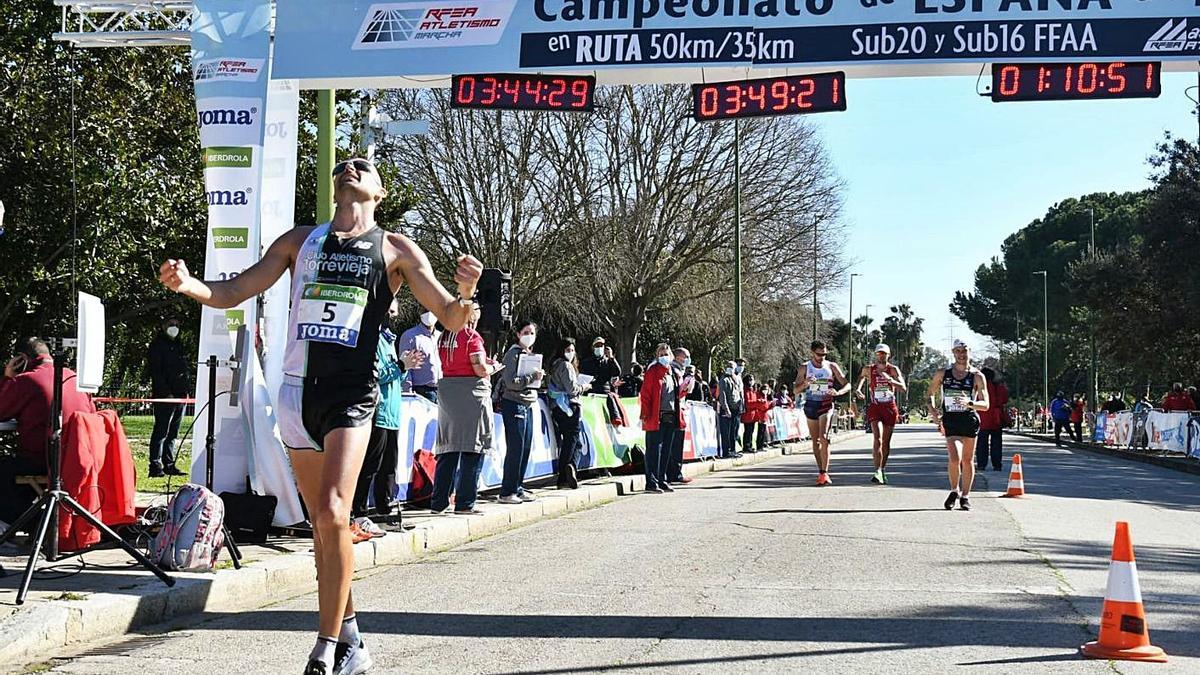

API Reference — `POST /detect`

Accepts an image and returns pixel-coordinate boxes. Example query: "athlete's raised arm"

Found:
[830,362,852,397]
[388,232,482,332]
[159,227,305,309]
[854,364,869,400]
[889,364,908,393]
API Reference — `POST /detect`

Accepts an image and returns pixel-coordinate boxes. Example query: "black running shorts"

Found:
[942,411,981,439]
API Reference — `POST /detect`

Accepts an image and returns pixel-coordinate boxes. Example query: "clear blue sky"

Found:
[811,72,1199,359]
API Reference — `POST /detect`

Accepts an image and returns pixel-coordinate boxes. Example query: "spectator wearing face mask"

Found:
[640,343,686,493]
[549,338,589,490]
[579,337,622,395]
[717,361,744,459]
[665,347,696,485]
[147,317,190,477]
[498,321,545,504]
[399,310,442,403]
[741,377,774,453]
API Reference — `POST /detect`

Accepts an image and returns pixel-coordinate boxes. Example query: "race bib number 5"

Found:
[296,282,368,348]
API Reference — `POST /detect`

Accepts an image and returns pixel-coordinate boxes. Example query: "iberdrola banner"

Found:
[191,0,304,525]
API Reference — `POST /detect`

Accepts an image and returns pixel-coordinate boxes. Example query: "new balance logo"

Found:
[1144,19,1199,52]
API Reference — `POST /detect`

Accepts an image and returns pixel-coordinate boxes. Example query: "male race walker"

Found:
[160,158,482,675]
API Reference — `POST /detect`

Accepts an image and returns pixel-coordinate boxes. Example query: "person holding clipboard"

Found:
[498,321,545,504]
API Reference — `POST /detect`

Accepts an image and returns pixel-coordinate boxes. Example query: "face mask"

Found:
[165,326,180,339]
[420,311,436,327]
[519,334,536,348]
[564,350,575,361]
[657,356,671,367]
[684,358,692,368]
[735,365,744,374]
[725,367,735,375]
[594,347,605,358]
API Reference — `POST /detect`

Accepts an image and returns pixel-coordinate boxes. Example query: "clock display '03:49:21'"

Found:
[692,72,848,121]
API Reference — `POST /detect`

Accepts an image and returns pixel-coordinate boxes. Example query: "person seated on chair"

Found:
[0,337,96,529]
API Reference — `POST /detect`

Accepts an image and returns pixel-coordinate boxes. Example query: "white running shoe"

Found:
[497,495,522,505]
[333,640,374,675]
[352,516,386,538]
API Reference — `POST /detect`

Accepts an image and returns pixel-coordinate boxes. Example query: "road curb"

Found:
[1,431,861,671]
[1010,431,1200,477]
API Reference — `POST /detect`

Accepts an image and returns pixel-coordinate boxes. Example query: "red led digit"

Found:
[832,77,840,104]
[548,78,566,107]
[998,66,1020,97]
[771,80,788,111]
[1038,67,1049,93]
[501,79,520,104]
[456,76,477,104]
[1077,63,1099,94]
[724,84,743,116]
[569,79,589,108]
[700,86,719,118]
[1108,62,1127,93]
[480,76,499,105]
[1064,66,1073,92]
[795,78,816,109]
[524,79,542,104]
[1145,63,1154,92]
[746,84,766,110]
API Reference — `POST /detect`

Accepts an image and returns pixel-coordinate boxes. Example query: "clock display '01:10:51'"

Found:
[991,62,1161,102]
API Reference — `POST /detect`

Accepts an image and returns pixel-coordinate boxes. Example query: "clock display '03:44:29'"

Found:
[451,74,596,112]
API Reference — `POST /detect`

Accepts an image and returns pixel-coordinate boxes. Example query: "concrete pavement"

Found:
[30,426,1200,674]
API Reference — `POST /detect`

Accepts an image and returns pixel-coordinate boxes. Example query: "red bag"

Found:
[408,449,436,505]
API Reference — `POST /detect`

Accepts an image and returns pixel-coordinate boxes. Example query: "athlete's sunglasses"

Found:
[812,351,827,357]
[332,159,376,177]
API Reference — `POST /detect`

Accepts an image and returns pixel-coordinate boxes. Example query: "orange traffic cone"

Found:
[1001,454,1026,497]
[1080,521,1168,662]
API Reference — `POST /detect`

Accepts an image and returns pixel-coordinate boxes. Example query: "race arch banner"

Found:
[273,1,1200,85]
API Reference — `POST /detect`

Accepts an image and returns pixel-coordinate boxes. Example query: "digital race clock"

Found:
[451,73,596,112]
[991,62,1161,103]
[692,72,847,122]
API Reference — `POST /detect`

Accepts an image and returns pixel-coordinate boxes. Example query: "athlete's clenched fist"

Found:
[159,259,193,293]
[454,254,483,298]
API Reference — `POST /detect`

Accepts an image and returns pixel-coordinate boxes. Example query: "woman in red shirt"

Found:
[431,304,502,515]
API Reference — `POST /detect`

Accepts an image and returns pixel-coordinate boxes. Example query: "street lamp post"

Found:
[847,273,860,366]
[733,120,743,359]
[811,223,819,342]
[1088,207,1098,413]
[1033,270,1049,423]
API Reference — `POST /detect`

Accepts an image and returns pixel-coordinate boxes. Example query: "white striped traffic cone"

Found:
[1080,521,1167,662]
[1001,453,1025,498]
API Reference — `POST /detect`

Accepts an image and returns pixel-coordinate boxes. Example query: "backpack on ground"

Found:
[408,449,436,505]
[152,484,226,572]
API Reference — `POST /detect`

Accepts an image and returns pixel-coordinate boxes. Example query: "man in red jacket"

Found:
[0,337,96,527]
[639,343,686,494]
[975,367,1009,471]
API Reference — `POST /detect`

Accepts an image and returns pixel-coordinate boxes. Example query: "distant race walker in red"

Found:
[855,343,907,485]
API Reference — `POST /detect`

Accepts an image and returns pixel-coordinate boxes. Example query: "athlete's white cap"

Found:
[874,343,890,354]
[952,339,969,350]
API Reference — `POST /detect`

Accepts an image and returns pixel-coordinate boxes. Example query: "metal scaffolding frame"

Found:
[52,1,195,48]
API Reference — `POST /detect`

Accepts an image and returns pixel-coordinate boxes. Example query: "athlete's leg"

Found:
[959,436,977,496]
[945,437,962,490]
[870,418,883,470]
[806,415,825,468]
[879,423,894,469]
[293,425,371,641]
[816,411,835,473]
[290,450,357,637]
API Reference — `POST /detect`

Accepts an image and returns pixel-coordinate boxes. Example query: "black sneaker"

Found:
[148,465,164,478]
[163,465,187,476]
[959,496,972,511]
[304,659,330,675]
[645,486,664,494]
[660,483,676,493]
[944,491,959,511]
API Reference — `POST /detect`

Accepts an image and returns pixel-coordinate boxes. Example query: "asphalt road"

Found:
[42,426,1200,674]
